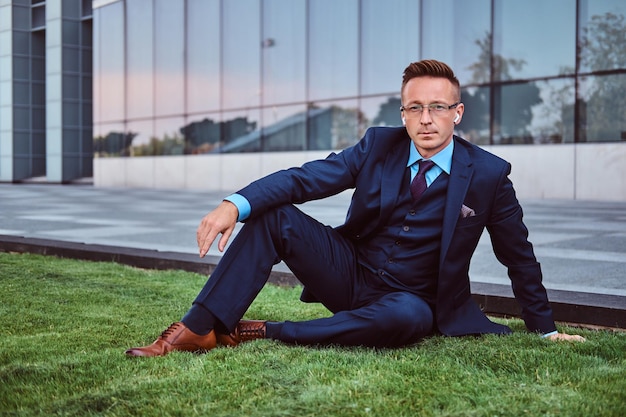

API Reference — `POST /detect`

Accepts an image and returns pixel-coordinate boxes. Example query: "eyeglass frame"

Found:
[400,101,461,118]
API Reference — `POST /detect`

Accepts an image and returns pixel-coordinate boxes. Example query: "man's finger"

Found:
[199,229,219,258]
[548,333,586,342]
[218,228,233,252]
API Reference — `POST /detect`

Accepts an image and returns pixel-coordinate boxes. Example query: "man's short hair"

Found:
[402,60,461,100]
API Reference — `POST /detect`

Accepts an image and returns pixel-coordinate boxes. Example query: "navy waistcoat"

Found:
[357,170,450,305]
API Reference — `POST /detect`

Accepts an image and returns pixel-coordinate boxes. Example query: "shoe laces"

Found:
[237,322,265,341]
[159,322,183,339]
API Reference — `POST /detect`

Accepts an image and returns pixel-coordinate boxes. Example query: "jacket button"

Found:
[403,226,409,232]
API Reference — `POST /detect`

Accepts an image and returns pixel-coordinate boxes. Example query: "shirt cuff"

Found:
[224,193,251,222]
[541,330,558,338]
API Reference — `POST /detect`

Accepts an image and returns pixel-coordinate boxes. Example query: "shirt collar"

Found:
[406,138,454,175]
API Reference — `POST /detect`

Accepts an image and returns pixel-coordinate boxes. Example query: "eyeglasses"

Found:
[400,102,460,118]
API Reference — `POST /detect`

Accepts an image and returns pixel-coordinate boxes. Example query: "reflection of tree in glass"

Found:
[178,117,257,154]
[581,12,626,71]
[579,12,626,142]
[460,87,489,145]
[372,97,401,127]
[133,133,185,156]
[466,32,526,83]
[463,32,541,144]
[94,132,136,157]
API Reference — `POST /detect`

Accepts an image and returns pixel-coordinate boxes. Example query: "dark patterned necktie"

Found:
[410,159,436,202]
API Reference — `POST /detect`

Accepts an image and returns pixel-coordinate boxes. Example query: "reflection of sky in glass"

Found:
[422,0,490,86]
[494,0,576,79]
[360,0,419,95]
[154,0,184,116]
[309,0,359,100]
[223,0,261,110]
[93,1,124,122]
[126,0,153,119]
[186,0,220,113]
[261,105,306,129]
[126,119,153,148]
[93,0,626,153]
[262,0,306,105]
[359,96,403,128]
[155,117,184,142]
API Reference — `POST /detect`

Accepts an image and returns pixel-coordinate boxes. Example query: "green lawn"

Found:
[1,252,625,417]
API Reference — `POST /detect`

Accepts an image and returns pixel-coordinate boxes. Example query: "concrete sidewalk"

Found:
[1,183,625,328]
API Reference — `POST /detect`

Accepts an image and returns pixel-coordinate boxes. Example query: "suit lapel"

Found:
[440,140,474,265]
[379,141,410,223]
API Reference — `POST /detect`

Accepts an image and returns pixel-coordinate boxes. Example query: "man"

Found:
[126,60,583,357]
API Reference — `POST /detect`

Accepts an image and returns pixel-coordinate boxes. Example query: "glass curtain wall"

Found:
[92,0,626,157]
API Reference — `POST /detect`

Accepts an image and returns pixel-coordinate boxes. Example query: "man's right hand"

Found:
[196,200,239,257]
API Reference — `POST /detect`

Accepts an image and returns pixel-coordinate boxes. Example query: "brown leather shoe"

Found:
[216,320,267,347]
[125,322,217,357]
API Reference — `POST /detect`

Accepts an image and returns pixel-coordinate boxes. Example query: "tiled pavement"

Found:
[1,183,625,328]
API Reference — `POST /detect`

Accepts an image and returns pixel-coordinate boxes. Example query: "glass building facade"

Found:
[0,0,93,182]
[1,0,625,197]
[92,0,626,158]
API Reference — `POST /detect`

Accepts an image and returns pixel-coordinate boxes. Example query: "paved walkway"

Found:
[1,183,625,297]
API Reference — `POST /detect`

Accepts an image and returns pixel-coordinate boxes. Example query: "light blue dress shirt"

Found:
[406,139,454,185]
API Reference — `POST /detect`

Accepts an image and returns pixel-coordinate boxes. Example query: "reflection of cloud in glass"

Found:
[530,79,575,144]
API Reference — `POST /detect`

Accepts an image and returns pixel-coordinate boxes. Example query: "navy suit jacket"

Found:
[237,126,557,336]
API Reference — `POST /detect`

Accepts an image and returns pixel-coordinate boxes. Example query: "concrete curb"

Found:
[1,234,624,329]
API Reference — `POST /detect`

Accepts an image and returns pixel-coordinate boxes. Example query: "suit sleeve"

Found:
[235,128,376,219]
[486,163,557,334]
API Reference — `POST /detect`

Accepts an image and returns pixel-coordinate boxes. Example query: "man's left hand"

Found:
[547,332,586,342]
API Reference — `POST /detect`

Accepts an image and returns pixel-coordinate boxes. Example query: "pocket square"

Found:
[460,204,476,218]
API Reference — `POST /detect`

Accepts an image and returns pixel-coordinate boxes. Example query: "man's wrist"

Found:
[541,330,558,338]
[224,193,251,222]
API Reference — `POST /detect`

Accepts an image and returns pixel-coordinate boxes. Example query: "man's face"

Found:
[401,76,464,158]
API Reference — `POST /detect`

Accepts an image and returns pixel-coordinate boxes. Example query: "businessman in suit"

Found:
[126,60,583,357]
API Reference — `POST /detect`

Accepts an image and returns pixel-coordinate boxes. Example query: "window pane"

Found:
[494,0,576,80]
[492,80,575,144]
[307,99,359,150]
[126,1,153,118]
[261,0,306,105]
[187,0,220,113]
[531,79,576,143]
[127,119,154,156]
[154,0,184,116]
[422,0,491,86]
[580,74,626,142]
[223,0,261,110]
[94,122,129,157]
[309,0,358,101]
[493,83,539,144]
[219,109,262,153]
[154,116,185,155]
[93,1,124,122]
[458,86,490,145]
[359,95,403,131]
[579,0,626,72]
[182,113,221,154]
[261,104,307,151]
[361,0,419,95]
